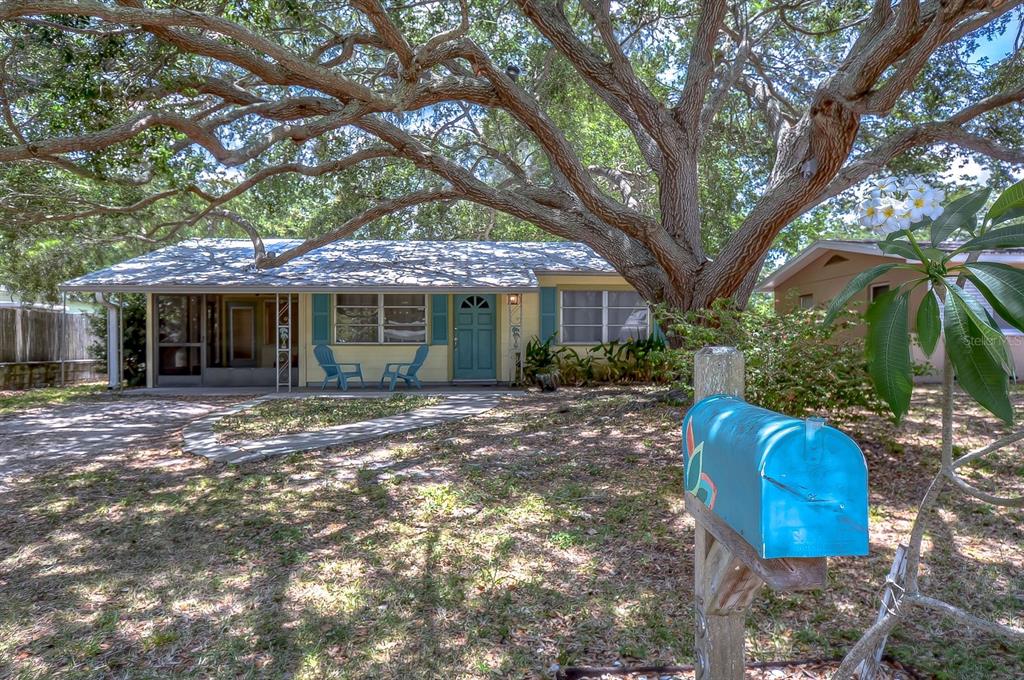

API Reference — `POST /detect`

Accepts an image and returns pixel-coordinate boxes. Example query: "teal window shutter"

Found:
[540,287,557,341]
[430,294,448,345]
[312,294,331,345]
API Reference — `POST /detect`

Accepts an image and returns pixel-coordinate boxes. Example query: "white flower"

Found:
[875,176,900,193]
[902,176,930,193]
[906,194,932,222]
[859,198,885,227]
[907,186,934,202]
[926,201,945,220]
[875,200,906,233]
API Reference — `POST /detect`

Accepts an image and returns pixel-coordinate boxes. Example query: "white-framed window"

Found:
[869,283,891,302]
[560,290,649,344]
[335,293,426,344]
[798,293,814,310]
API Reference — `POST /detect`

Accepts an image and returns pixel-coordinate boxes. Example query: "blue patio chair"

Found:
[314,344,365,391]
[380,344,429,392]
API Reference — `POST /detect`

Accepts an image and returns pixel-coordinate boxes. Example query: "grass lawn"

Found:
[213,394,443,442]
[0,382,107,416]
[1,386,1022,678]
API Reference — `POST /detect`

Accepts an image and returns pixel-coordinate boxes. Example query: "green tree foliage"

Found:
[88,294,147,387]
[661,300,886,417]
[0,0,1020,305]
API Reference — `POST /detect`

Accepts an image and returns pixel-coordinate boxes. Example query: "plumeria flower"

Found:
[875,201,907,233]
[906,192,933,222]
[876,175,901,193]
[926,200,945,220]
[902,176,930,193]
[859,198,885,227]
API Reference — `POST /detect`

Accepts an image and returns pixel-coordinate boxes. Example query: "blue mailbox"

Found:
[682,395,868,560]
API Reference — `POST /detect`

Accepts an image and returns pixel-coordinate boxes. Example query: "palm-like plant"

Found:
[824,177,1024,679]
[825,178,1024,423]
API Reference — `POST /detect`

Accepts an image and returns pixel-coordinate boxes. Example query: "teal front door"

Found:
[453,294,496,380]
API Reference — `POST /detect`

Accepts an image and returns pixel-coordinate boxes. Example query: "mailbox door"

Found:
[760,428,869,559]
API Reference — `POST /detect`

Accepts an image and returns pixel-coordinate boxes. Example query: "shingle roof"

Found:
[60,239,617,293]
[757,239,1024,292]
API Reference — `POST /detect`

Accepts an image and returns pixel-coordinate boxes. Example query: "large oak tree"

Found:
[0,0,1021,308]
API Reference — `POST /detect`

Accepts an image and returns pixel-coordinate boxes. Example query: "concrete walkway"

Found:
[183,392,507,464]
[0,397,232,491]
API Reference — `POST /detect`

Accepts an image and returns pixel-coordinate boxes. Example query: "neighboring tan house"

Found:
[758,239,1024,379]
[60,240,653,389]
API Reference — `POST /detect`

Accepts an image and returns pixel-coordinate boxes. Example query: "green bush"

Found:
[521,305,881,419]
[89,293,147,387]
[523,333,670,387]
[659,300,886,418]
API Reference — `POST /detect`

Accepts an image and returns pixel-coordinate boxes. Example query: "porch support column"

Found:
[107,303,120,389]
[97,293,120,389]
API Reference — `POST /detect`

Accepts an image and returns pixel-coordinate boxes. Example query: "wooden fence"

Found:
[0,307,104,388]
[0,306,98,363]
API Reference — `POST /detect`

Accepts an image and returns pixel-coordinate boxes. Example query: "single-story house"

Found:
[60,239,653,389]
[757,239,1024,379]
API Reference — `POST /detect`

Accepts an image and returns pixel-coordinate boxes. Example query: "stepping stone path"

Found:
[183,392,506,464]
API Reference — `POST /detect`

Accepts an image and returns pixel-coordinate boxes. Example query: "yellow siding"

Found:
[536,273,633,289]
[300,292,448,386]
[535,272,641,354]
[298,273,639,386]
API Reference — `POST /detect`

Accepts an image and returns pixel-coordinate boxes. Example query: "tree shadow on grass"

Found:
[1,387,1022,678]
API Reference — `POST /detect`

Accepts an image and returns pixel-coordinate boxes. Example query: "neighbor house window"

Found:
[870,283,891,302]
[560,290,649,343]
[335,293,426,343]
[798,293,814,310]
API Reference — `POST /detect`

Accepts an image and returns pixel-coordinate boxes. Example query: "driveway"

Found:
[0,397,234,490]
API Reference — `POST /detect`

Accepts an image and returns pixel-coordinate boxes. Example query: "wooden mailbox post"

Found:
[687,347,869,679]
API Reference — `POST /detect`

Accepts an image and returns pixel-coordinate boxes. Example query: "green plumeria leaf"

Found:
[963,262,1024,333]
[946,283,1012,372]
[956,224,1024,252]
[865,290,913,422]
[943,290,1014,424]
[930,188,991,246]
[916,289,940,356]
[877,239,921,260]
[992,205,1024,226]
[823,263,900,325]
[986,178,1024,224]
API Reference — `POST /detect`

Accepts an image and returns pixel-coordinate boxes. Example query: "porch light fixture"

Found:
[508,293,521,305]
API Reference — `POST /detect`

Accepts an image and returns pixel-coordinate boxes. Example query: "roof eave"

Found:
[58,283,542,294]
[756,240,902,292]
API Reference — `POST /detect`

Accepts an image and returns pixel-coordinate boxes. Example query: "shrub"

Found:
[524,334,561,390]
[523,333,670,388]
[658,300,886,418]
